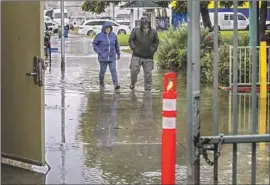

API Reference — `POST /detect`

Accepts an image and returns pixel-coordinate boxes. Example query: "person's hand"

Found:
[117,55,120,60]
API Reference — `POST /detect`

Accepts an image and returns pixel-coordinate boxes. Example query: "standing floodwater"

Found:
[2,34,269,184]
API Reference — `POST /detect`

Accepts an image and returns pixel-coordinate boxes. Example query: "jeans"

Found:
[99,60,118,86]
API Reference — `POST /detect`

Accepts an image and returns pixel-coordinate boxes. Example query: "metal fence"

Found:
[229,46,270,87]
[187,0,270,184]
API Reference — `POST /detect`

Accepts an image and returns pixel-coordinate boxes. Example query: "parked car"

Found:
[44,16,53,22]
[78,19,131,36]
[45,20,59,34]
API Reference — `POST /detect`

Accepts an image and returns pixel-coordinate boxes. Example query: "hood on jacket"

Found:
[102,21,114,33]
[140,16,151,29]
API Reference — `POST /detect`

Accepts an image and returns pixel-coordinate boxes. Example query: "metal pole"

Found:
[213,1,219,184]
[113,3,115,20]
[191,0,201,184]
[251,1,258,184]
[61,0,65,71]
[186,0,194,184]
[232,0,239,184]
[213,0,219,136]
[60,66,66,183]
[249,1,253,46]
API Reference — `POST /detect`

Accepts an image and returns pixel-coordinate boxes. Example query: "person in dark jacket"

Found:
[93,21,121,90]
[128,16,159,91]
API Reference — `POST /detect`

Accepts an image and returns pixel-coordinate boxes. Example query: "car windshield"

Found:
[54,13,68,19]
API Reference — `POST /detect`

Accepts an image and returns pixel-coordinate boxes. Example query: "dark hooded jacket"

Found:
[128,18,159,59]
[92,21,120,62]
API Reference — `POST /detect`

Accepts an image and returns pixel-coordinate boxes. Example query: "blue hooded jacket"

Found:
[92,21,120,62]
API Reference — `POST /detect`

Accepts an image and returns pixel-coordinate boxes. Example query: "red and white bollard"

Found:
[161,72,177,185]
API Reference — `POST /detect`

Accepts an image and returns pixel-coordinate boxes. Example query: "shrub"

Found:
[156,25,211,72]
[156,26,251,86]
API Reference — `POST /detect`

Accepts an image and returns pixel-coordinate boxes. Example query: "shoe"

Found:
[130,84,135,90]
[115,85,121,90]
[100,85,105,89]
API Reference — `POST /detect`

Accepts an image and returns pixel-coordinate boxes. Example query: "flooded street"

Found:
[2,34,269,184]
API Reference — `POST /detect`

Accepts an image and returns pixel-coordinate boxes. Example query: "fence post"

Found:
[259,41,267,150]
[161,72,177,185]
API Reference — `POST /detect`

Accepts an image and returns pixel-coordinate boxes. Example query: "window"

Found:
[46,23,53,26]
[109,21,119,26]
[238,14,246,20]
[224,14,229,20]
[54,13,68,19]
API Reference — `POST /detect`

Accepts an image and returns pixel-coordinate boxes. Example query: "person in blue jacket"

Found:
[92,21,121,90]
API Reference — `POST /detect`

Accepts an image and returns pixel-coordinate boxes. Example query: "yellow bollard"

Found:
[259,41,267,150]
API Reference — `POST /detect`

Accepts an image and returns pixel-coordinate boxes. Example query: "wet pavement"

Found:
[2,34,270,184]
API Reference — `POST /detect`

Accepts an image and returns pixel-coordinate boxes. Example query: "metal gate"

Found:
[187,0,270,184]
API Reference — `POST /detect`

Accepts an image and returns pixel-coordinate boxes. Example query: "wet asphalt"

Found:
[2,34,269,184]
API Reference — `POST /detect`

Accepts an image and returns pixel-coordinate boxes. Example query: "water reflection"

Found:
[227,92,270,135]
[60,70,66,184]
[78,91,162,184]
[96,91,119,153]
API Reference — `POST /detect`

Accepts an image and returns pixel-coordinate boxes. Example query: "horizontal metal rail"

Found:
[235,82,270,86]
[200,134,270,144]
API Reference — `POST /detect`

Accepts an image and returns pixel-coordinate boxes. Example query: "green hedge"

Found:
[156,26,251,86]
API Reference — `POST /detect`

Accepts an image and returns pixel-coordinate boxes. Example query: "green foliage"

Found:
[82,1,169,14]
[156,26,251,86]
[172,1,210,13]
[219,1,246,8]
[81,1,120,14]
[156,25,212,72]
[172,1,187,13]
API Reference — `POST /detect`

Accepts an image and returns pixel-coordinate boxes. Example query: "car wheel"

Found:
[87,30,94,36]
[246,25,249,31]
[118,29,126,35]
[266,24,270,30]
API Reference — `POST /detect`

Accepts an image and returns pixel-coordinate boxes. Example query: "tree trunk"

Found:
[259,1,267,39]
[200,4,212,30]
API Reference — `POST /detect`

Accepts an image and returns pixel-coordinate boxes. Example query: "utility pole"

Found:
[60,0,65,71]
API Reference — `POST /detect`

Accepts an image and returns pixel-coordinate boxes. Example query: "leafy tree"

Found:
[259,1,268,37]
[200,1,212,29]
[81,1,169,14]
[81,1,120,14]
[171,1,212,29]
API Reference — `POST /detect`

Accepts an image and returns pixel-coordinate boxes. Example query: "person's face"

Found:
[105,27,111,33]
[142,22,149,29]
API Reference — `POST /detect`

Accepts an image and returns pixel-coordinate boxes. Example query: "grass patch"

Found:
[89,32,166,46]
[70,27,79,34]
[90,30,249,47]
[220,30,248,45]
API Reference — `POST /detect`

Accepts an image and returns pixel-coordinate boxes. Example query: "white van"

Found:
[200,12,249,31]
[44,9,69,26]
